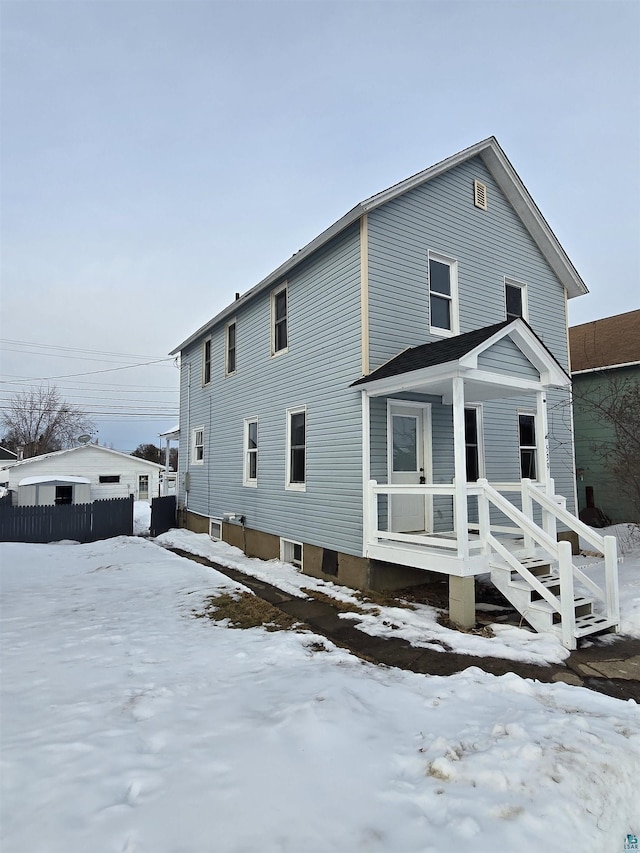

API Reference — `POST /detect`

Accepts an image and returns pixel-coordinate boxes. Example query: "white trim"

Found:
[191,426,205,466]
[428,251,459,337]
[209,518,223,541]
[361,390,371,556]
[270,282,288,357]
[572,360,640,375]
[360,214,369,375]
[280,537,303,570]
[285,406,306,491]
[243,417,258,488]
[202,337,212,386]
[225,319,237,377]
[504,277,529,322]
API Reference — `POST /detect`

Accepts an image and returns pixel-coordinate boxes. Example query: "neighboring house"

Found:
[170,136,619,649]
[0,446,17,462]
[570,309,640,525]
[0,445,164,506]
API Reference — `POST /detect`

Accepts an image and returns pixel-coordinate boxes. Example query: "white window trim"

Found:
[191,426,205,466]
[280,537,303,570]
[209,518,223,541]
[285,405,306,491]
[225,319,237,377]
[464,404,485,481]
[202,337,212,386]
[271,282,289,357]
[517,410,537,480]
[243,417,258,488]
[504,277,529,322]
[428,251,459,337]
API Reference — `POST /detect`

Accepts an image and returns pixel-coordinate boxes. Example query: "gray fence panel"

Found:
[92,495,134,540]
[151,495,176,537]
[0,497,134,544]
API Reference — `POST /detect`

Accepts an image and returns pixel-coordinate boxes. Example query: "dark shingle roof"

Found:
[351,321,513,387]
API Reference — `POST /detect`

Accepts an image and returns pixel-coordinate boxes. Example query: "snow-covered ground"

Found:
[156,523,640,666]
[1,536,639,852]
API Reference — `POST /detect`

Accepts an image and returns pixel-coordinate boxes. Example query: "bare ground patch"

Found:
[194,592,301,632]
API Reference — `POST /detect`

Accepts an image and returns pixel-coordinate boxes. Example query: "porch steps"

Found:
[490,557,617,644]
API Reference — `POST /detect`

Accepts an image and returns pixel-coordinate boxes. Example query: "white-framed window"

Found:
[271,283,288,355]
[505,278,528,322]
[464,405,484,482]
[202,338,212,386]
[192,426,205,466]
[225,320,237,376]
[209,518,223,541]
[243,417,258,487]
[280,537,303,570]
[286,406,306,490]
[428,252,459,336]
[138,474,149,500]
[518,412,537,479]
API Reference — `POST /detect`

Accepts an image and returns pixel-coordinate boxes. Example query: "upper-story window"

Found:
[226,321,237,376]
[192,427,205,466]
[271,283,288,355]
[428,253,459,336]
[202,338,212,385]
[505,279,528,322]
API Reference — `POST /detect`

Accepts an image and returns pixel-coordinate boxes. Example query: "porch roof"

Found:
[352,319,570,401]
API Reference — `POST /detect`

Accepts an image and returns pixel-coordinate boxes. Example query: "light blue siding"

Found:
[477,339,540,380]
[366,156,575,512]
[178,223,365,556]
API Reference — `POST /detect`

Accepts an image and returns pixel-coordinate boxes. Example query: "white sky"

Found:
[1,0,639,451]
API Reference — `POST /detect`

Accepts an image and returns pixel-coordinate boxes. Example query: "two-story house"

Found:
[171,137,619,649]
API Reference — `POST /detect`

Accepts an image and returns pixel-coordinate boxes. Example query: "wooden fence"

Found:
[0,495,134,544]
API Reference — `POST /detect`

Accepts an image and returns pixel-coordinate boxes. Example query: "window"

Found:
[518,413,537,479]
[55,486,73,505]
[464,407,483,481]
[138,475,149,500]
[243,418,258,486]
[505,279,528,322]
[280,538,303,570]
[209,518,223,541]
[271,284,288,354]
[202,338,212,385]
[99,475,120,484]
[428,253,459,336]
[192,427,204,465]
[226,321,236,375]
[286,407,306,490]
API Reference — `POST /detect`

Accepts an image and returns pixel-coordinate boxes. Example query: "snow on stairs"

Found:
[490,556,617,645]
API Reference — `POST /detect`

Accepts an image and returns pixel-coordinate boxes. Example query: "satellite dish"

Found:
[77,434,92,445]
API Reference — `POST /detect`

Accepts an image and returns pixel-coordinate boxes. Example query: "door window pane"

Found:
[392,415,417,472]
[518,414,537,479]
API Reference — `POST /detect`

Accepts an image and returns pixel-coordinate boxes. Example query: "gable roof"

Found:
[0,444,164,472]
[0,445,17,461]
[171,137,587,355]
[569,309,640,373]
[351,318,570,399]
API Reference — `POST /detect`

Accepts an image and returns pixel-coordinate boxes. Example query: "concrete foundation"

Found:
[448,575,476,629]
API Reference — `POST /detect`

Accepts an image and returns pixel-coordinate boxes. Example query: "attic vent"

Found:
[473,179,487,210]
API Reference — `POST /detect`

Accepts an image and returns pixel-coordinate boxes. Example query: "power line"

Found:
[0,357,175,384]
[0,338,171,360]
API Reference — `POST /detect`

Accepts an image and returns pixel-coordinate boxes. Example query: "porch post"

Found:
[361,390,371,555]
[163,437,170,496]
[452,376,469,560]
[535,390,551,489]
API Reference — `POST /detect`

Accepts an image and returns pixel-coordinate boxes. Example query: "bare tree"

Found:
[573,372,640,522]
[1,386,95,458]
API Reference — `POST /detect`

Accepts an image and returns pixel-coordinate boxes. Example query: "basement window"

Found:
[210,518,223,541]
[280,538,303,570]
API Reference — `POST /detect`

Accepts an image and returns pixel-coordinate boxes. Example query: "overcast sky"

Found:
[1,0,638,452]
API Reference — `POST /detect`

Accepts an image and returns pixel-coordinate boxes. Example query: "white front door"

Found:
[388,402,432,533]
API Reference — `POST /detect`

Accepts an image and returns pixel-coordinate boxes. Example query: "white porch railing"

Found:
[366,477,619,648]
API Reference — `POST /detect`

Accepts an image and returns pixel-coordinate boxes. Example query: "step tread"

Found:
[528,596,593,613]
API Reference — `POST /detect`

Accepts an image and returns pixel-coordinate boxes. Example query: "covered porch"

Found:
[353,320,619,648]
